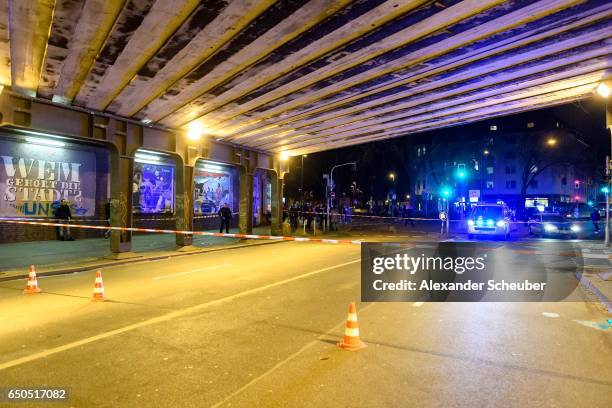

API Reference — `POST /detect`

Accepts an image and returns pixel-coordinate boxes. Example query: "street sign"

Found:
[469,189,480,203]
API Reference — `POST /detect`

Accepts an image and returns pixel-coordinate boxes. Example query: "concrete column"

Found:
[176,165,194,248]
[271,173,284,235]
[239,170,254,234]
[109,150,135,258]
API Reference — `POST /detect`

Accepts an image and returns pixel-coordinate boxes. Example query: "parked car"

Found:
[467,203,511,240]
[528,213,580,238]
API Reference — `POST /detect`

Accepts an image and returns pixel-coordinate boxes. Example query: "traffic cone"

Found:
[92,270,105,301]
[337,302,366,351]
[23,265,41,294]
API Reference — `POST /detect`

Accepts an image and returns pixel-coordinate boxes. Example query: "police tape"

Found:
[284,209,597,225]
[0,219,363,245]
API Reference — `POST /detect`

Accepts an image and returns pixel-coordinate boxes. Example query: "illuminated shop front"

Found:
[0,132,108,219]
[253,170,272,226]
[193,160,239,215]
[132,150,175,214]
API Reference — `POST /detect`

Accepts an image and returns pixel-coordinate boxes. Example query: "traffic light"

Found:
[601,186,610,194]
[456,164,467,180]
[440,186,452,198]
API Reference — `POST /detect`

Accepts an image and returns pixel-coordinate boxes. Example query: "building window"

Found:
[486,166,494,175]
[486,181,494,189]
[504,152,516,160]
[527,122,535,128]
[490,125,497,131]
[505,180,516,189]
[504,166,516,174]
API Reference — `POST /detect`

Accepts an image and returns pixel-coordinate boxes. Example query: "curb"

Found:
[576,272,612,314]
[0,239,286,282]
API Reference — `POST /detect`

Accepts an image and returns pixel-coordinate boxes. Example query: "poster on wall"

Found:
[193,162,234,214]
[0,138,97,217]
[132,161,174,213]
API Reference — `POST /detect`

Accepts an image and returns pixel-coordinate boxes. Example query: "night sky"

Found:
[283,97,610,202]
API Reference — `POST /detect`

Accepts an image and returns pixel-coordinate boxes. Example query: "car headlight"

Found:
[467,219,474,226]
[570,224,580,232]
[544,223,557,232]
[496,220,506,227]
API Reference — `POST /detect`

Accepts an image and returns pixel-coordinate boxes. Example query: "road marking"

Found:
[542,312,560,318]
[0,259,360,372]
[413,302,424,307]
[153,264,232,280]
[210,302,376,408]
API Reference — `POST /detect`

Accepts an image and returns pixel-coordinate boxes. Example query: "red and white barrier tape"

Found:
[0,219,363,245]
[285,209,595,224]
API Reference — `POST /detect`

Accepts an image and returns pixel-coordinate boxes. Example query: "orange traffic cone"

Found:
[337,302,366,351]
[92,270,105,301]
[23,265,42,294]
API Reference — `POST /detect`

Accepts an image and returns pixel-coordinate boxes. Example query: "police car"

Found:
[467,203,511,240]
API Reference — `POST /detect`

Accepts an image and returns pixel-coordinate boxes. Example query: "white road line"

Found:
[0,259,361,372]
[413,302,424,307]
[153,264,233,280]
[210,302,376,408]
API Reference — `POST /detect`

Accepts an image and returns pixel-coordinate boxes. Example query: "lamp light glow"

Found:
[25,136,65,147]
[596,82,610,98]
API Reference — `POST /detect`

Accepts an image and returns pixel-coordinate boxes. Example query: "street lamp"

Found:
[596,82,611,246]
[326,162,357,228]
[483,149,490,155]
[300,155,307,204]
[546,137,558,147]
[597,82,610,98]
[389,173,395,182]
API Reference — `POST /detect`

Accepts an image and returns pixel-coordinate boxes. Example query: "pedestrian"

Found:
[55,199,74,241]
[591,208,601,233]
[104,200,111,239]
[218,202,232,233]
[403,203,415,227]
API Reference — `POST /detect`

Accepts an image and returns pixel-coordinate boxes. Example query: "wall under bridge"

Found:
[0,90,289,256]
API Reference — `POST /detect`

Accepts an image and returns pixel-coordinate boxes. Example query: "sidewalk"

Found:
[577,242,612,313]
[0,227,277,281]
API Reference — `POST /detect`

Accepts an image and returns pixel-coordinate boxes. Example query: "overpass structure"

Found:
[0,0,610,254]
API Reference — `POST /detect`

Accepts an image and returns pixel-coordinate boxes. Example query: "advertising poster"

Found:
[193,163,234,214]
[132,161,174,213]
[0,138,96,217]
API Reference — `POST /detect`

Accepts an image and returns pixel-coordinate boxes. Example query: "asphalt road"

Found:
[0,241,610,407]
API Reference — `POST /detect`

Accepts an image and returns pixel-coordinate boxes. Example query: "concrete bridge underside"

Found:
[0,0,609,155]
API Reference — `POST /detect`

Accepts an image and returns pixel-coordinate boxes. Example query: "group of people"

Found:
[285,201,355,232]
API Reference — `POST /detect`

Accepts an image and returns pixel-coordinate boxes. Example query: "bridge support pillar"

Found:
[239,170,254,235]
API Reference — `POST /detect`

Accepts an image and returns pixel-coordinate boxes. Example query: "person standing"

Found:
[218,203,232,233]
[55,199,74,241]
[591,208,601,233]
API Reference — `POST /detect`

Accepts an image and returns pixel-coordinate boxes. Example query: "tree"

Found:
[515,129,592,212]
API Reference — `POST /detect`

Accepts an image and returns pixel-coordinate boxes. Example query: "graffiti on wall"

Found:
[0,139,96,217]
